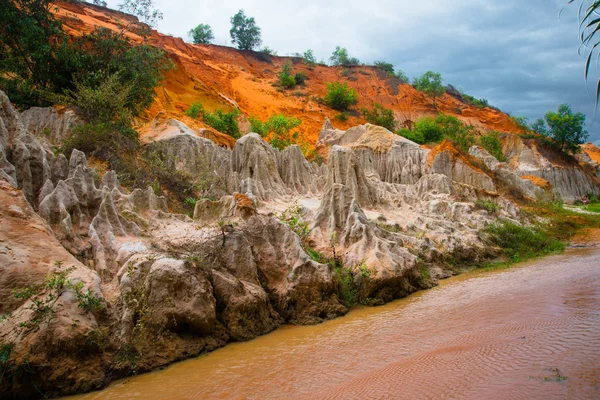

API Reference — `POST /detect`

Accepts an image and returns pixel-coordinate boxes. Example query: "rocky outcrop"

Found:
[1,82,599,399]
[501,135,599,201]
[20,107,80,148]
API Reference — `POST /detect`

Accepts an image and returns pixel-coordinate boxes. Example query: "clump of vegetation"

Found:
[204,108,241,138]
[278,203,311,245]
[303,49,317,68]
[396,113,475,152]
[510,115,530,131]
[229,9,262,50]
[278,62,296,88]
[11,262,104,331]
[413,71,445,106]
[277,62,307,89]
[530,103,588,155]
[260,46,277,56]
[249,114,302,150]
[374,60,395,76]
[361,103,396,131]
[188,23,214,44]
[485,221,565,263]
[329,46,360,66]
[480,133,506,162]
[185,103,241,138]
[185,103,204,119]
[335,112,349,121]
[475,199,500,214]
[396,69,410,84]
[324,82,358,111]
[462,93,490,109]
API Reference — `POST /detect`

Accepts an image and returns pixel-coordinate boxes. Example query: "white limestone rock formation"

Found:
[20,106,80,148]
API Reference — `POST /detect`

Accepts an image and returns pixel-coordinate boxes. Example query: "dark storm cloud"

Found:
[106,0,599,143]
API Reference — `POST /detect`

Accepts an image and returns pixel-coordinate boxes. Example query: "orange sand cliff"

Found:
[52,1,539,149]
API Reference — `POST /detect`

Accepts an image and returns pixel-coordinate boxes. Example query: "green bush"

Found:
[57,73,132,125]
[303,49,316,67]
[279,62,297,88]
[485,221,565,263]
[413,117,443,143]
[294,71,308,85]
[185,103,205,119]
[203,108,241,138]
[435,114,476,152]
[480,133,506,162]
[324,82,358,111]
[396,128,425,144]
[396,69,409,84]
[475,199,500,214]
[278,202,310,244]
[250,114,302,150]
[329,46,360,66]
[361,103,396,131]
[335,112,349,121]
[374,60,395,75]
[396,114,476,152]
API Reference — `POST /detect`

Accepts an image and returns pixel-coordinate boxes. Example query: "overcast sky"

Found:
[106,0,600,143]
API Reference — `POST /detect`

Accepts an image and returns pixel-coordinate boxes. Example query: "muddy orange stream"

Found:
[68,247,600,399]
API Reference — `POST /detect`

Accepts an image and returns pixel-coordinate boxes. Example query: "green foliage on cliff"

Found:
[480,133,506,162]
[329,46,360,66]
[361,103,397,131]
[279,62,297,89]
[413,71,445,106]
[250,114,302,150]
[0,1,171,112]
[396,114,475,152]
[203,108,241,138]
[324,82,358,111]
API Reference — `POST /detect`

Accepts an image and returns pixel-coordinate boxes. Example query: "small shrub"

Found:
[250,114,302,150]
[330,46,360,66]
[306,249,325,262]
[374,60,395,75]
[361,103,396,131]
[278,202,310,244]
[203,108,241,138]
[413,117,443,143]
[185,103,204,119]
[413,71,445,106]
[278,62,296,89]
[12,262,104,331]
[303,49,317,67]
[294,71,308,85]
[260,46,277,55]
[189,23,214,44]
[475,199,500,214]
[396,69,409,84]
[480,133,506,162]
[324,82,358,111]
[396,128,425,144]
[335,112,349,121]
